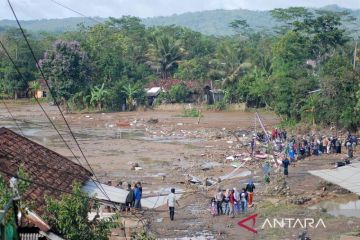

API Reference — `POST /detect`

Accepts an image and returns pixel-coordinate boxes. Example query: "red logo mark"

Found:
[238,214,258,233]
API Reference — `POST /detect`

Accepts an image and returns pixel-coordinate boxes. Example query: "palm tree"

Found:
[209,42,251,86]
[90,83,108,111]
[121,84,141,111]
[146,34,184,80]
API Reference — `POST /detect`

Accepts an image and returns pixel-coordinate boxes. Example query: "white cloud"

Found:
[0,0,359,20]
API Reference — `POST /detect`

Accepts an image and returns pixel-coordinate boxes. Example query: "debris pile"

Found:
[290,196,312,205]
[264,173,290,196]
[147,118,159,124]
[317,180,350,194]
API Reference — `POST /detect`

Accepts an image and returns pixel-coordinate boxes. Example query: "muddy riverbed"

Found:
[1,100,360,240]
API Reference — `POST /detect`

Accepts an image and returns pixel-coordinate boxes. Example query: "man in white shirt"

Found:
[167,188,180,221]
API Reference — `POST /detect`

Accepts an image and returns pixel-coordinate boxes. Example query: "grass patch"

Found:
[206,101,227,111]
[180,108,202,117]
[257,200,299,218]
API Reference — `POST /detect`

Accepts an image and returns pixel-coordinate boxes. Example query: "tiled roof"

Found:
[0,127,92,214]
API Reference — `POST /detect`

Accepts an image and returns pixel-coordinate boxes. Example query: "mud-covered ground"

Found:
[1,100,360,240]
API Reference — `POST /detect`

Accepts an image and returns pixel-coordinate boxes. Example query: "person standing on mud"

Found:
[241,188,248,213]
[251,137,256,155]
[215,188,224,215]
[134,182,142,209]
[228,189,235,218]
[335,138,341,154]
[234,188,241,214]
[167,188,180,221]
[223,189,230,215]
[282,157,290,176]
[246,181,255,207]
[125,183,134,214]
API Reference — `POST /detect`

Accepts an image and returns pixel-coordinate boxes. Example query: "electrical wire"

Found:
[48,0,103,24]
[0,167,110,203]
[6,0,115,207]
[0,39,86,172]
[3,3,147,226]
[0,35,113,209]
[1,99,24,137]
[0,32,145,226]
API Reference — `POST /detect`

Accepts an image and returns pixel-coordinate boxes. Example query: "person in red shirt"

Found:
[272,129,276,140]
[229,189,235,218]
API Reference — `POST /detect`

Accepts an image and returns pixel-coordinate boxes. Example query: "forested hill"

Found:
[0,5,359,35]
[143,9,277,35]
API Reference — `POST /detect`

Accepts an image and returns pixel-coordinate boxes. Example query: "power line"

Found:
[6,0,114,206]
[0,167,106,202]
[0,32,112,208]
[0,39,84,167]
[48,0,103,24]
[1,99,24,137]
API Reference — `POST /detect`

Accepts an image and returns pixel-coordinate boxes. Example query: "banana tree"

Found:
[29,80,40,97]
[90,83,108,111]
[121,84,141,111]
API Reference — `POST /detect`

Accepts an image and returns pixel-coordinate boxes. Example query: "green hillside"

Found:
[0,5,359,36]
[143,9,278,35]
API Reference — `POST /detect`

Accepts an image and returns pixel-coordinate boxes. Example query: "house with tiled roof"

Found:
[0,127,93,215]
[0,127,173,211]
[0,127,182,239]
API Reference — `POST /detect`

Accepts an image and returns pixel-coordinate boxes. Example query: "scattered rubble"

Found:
[264,173,290,196]
[130,162,140,170]
[147,118,159,124]
[317,180,351,194]
[290,196,312,205]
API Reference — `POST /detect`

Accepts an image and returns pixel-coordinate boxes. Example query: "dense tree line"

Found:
[0,8,359,130]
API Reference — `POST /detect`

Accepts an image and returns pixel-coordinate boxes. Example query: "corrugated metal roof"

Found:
[309,159,360,195]
[82,180,128,204]
[146,87,162,97]
[82,180,181,209]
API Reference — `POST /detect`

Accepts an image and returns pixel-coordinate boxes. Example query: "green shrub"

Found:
[181,108,202,117]
[168,84,189,103]
[207,100,227,111]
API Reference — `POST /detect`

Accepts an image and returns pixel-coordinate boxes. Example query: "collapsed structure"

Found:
[0,127,167,239]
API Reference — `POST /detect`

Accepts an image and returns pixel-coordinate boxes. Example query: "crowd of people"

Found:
[265,129,358,177]
[210,181,256,218]
[270,129,358,159]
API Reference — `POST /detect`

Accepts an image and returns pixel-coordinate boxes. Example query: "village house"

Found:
[29,79,48,99]
[145,79,223,105]
[0,127,170,239]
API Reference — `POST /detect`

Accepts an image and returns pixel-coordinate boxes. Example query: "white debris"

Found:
[226,156,235,161]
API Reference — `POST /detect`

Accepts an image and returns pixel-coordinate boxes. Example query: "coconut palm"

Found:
[146,34,184,80]
[209,42,251,86]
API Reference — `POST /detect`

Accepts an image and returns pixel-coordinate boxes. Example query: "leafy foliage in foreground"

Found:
[45,183,118,240]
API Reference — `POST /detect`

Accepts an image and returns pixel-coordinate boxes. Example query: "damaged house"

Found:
[0,127,170,239]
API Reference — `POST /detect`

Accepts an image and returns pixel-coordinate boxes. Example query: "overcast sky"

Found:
[1,0,360,20]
